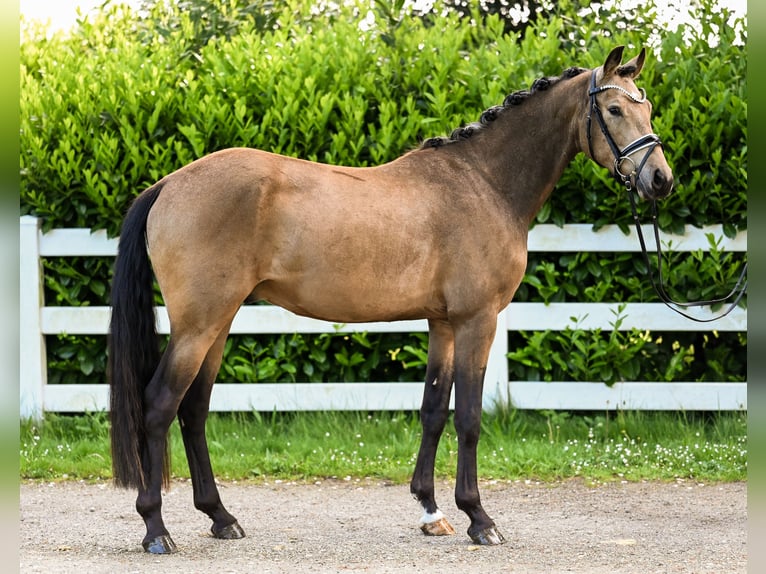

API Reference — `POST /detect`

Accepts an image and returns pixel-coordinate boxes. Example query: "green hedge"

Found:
[20,0,746,387]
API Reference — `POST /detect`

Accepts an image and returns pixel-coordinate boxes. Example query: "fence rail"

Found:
[19,216,747,419]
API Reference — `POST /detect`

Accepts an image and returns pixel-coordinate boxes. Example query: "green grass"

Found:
[20,409,747,483]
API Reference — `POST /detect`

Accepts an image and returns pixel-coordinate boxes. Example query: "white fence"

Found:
[19,215,747,419]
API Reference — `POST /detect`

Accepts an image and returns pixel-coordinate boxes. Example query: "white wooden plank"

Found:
[41,383,430,413]
[39,306,429,335]
[230,306,428,334]
[36,224,746,257]
[42,382,747,413]
[504,302,746,332]
[40,302,746,336]
[41,307,111,335]
[38,227,119,256]
[508,382,747,411]
[209,382,429,411]
[527,224,745,252]
[43,384,109,413]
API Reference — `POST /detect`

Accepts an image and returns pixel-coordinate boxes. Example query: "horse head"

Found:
[585,46,674,200]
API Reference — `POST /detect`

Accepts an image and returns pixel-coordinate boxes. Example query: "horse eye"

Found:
[608,106,622,117]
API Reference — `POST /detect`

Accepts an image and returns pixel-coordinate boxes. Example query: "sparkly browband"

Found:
[588,84,647,103]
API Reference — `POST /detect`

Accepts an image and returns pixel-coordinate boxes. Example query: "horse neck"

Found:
[461,75,589,225]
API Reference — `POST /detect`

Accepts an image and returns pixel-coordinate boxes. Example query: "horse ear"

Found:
[619,47,646,78]
[602,46,625,77]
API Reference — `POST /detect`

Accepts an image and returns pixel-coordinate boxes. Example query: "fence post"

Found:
[19,216,46,420]
[483,308,509,411]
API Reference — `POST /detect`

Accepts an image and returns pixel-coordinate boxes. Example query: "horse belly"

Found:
[254,244,445,323]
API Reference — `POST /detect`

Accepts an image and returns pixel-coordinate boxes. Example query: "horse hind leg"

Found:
[136,324,232,553]
[411,319,456,537]
[177,321,245,541]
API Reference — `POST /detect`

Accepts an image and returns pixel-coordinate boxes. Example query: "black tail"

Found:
[108,182,164,489]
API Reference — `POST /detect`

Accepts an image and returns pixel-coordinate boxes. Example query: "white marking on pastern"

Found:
[419,509,445,525]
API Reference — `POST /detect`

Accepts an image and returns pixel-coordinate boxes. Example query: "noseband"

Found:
[586,70,746,322]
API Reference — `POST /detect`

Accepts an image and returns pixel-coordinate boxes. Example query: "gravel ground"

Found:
[20,478,746,573]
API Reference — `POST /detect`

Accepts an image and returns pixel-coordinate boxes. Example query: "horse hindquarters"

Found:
[109,180,247,553]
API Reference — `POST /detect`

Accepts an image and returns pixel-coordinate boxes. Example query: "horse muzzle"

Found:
[634,166,673,200]
[615,134,673,200]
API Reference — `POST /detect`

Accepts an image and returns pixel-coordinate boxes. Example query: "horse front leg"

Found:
[411,319,456,536]
[452,313,505,545]
[177,323,244,541]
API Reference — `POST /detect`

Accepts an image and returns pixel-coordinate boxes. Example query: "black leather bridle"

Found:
[586,69,747,322]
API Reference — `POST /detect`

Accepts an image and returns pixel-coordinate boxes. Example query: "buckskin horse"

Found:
[108,46,673,553]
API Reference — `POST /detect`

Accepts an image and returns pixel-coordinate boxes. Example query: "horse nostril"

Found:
[652,170,672,196]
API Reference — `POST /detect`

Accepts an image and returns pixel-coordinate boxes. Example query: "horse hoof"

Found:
[420,516,456,536]
[212,520,246,540]
[142,534,177,554]
[469,525,506,546]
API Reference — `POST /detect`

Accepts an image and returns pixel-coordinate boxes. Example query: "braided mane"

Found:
[420,66,588,149]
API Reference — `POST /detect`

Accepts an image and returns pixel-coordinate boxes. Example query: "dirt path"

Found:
[20,478,746,573]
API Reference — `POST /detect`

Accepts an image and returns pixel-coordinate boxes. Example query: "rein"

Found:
[586,70,747,322]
